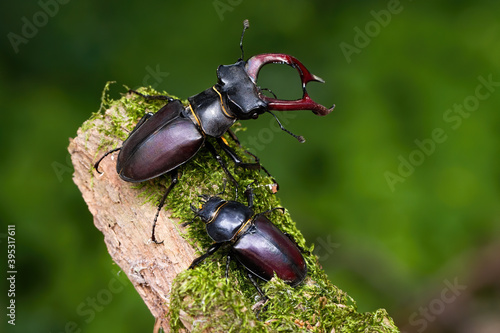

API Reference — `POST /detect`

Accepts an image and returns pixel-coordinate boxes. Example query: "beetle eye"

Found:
[252,112,258,119]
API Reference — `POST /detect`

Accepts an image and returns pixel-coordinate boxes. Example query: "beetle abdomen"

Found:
[117,112,204,182]
[232,215,307,286]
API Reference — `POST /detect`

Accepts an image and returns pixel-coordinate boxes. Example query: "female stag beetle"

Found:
[185,185,307,300]
[94,20,334,243]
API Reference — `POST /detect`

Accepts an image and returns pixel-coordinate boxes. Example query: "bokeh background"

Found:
[1,1,499,332]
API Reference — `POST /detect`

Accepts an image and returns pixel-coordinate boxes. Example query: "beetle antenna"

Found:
[182,213,198,227]
[183,203,202,227]
[239,19,250,61]
[260,87,277,99]
[267,111,306,143]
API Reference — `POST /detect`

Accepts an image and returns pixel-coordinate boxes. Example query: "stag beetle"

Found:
[185,185,307,299]
[94,20,334,243]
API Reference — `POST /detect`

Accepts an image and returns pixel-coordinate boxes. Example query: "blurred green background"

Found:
[1,0,499,332]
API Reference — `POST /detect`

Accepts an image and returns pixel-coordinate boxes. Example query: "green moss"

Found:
[89,83,400,333]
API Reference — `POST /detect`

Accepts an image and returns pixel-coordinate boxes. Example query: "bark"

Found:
[69,103,196,332]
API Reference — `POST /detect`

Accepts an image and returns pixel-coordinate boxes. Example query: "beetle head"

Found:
[217,55,335,120]
[195,196,226,224]
[213,20,334,143]
[217,61,268,120]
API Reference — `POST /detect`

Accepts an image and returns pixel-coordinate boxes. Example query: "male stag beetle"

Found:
[185,185,307,300]
[94,20,334,243]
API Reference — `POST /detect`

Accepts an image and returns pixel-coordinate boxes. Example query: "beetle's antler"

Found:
[245,53,335,116]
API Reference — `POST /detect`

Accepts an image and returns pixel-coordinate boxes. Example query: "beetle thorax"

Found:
[204,201,253,242]
[187,87,236,138]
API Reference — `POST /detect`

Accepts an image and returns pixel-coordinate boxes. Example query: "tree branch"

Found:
[68,84,400,332]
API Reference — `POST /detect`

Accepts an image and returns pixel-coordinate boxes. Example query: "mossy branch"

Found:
[69,83,400,332]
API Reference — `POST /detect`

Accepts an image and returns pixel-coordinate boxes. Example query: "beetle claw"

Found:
[245,53,334,116]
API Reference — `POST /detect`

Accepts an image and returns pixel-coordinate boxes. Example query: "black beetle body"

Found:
[188,188,307,292]
[117,100,204,182]
[94,21,334,243]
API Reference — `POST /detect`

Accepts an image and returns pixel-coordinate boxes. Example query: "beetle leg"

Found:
[128,90,175,103]
[238,148,278,193]
[225,253,232,282]
[204,141,239,200]
[246,272,268,302]
[216,137,279,193]
[94,112,155,174]
[151,170,179,244]
[217,178,228,196]
[258,207,285,217]
[225,128,241,144]
[223,131,275,176]
[93,147,121,174]
[188,242,224,269]
[244,185,254,209]
[216,137,260,170]
[128,112,154,136]
[224,130,270,170]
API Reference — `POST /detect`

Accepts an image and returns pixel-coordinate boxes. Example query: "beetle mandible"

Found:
[94,20,334,243]
[185,185,307,300]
